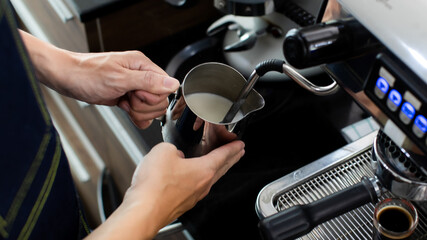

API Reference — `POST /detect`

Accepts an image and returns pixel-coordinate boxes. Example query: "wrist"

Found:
[115,200,160,239]
[120,188,167,237]
[87,190,164,240]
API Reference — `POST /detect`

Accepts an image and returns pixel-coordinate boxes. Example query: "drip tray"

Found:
[256,131,427,239]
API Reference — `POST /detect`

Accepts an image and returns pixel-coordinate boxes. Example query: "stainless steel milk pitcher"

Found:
[161,62,265,157]
[161,59,339,157]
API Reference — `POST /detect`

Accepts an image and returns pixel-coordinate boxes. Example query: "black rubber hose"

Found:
[255,59,285,76]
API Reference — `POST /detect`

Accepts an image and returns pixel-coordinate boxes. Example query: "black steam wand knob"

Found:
[258,177,381,240]
[283,18,380,69]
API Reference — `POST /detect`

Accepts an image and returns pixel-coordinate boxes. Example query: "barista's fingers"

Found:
[193,117,204,131]
[212,124,237,142]
[126,70,180,95]
[129,92,169,112]
[131,119,153,130]
[129,108,167,123]
[171,99,186,120]
[177,149,185,158]
[118,97,159,129]
[118,97,131,113]
[133,90,170,106]
[213,143,245,183]
[197,140,245,194]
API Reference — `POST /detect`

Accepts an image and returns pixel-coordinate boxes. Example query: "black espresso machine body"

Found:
[257,0,427,239]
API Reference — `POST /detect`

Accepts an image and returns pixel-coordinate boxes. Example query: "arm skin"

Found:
[86,141,245,240]
[20,30,246,239]
[20,30,180,129]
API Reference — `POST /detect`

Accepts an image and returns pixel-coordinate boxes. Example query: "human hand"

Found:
[126,140,245,226]
[67,50,179,129]
[169,96,237,155]
[191,117,238,155]
[86,141,245,240]
[199,121,238,153]
[21,31,179,129]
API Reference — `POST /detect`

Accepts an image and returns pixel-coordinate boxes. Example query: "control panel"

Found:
[365,53,427,155]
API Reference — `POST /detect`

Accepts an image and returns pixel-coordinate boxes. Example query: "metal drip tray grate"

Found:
[274,150,427,239]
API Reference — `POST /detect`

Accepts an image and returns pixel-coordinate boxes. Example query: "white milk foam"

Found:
[185,92,243,123]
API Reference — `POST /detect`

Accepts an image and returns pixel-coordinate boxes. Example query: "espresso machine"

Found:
[255,0,427,239]
[205,0,328,81]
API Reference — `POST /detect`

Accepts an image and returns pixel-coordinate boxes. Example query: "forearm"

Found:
[86,191,166,240]
[19,30,77,95]
[86,139,245,239]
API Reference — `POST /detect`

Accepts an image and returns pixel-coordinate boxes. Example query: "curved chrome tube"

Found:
[223,59,339,122]
[282,63,340,96]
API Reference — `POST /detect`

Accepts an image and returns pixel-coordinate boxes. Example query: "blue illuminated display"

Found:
[388,89,402,107]
[401,102,416,120]
[415,115,427,133]
[376,77,389,94]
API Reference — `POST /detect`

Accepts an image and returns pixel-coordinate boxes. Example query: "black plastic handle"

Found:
[258,177,378,240]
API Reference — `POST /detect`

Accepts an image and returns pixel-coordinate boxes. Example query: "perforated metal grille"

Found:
[275,150,427,239]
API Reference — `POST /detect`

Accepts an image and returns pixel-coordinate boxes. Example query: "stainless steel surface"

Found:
[223,60,339,123]
[164,0,187,7]
[369,176,383,200]
[206,15,268,52]
[162,62,264,157]
[222,69,260,123]
[256,131,427,239]
[372,132,427,201]
[277,150,378,240]
[282,64,339,96]
[182,62,265,125]
[256,131,378,218]
[213,13,324,82]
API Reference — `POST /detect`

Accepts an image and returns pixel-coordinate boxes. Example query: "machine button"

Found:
[379,67,395,86]
[387,89,402,112]
[403,91,422,110]
[413,115,427,138]
[375,77,389,99]
[400,102,416,124]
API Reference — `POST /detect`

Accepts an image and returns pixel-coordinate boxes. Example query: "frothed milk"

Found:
[185,92,244,123]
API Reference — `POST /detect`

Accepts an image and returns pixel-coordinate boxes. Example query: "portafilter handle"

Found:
[258,177,381,240]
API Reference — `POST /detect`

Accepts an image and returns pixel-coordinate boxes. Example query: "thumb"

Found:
[125,70,180,95]
[201,140,245,183]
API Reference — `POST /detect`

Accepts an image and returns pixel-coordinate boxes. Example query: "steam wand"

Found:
[221,59,340,123]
